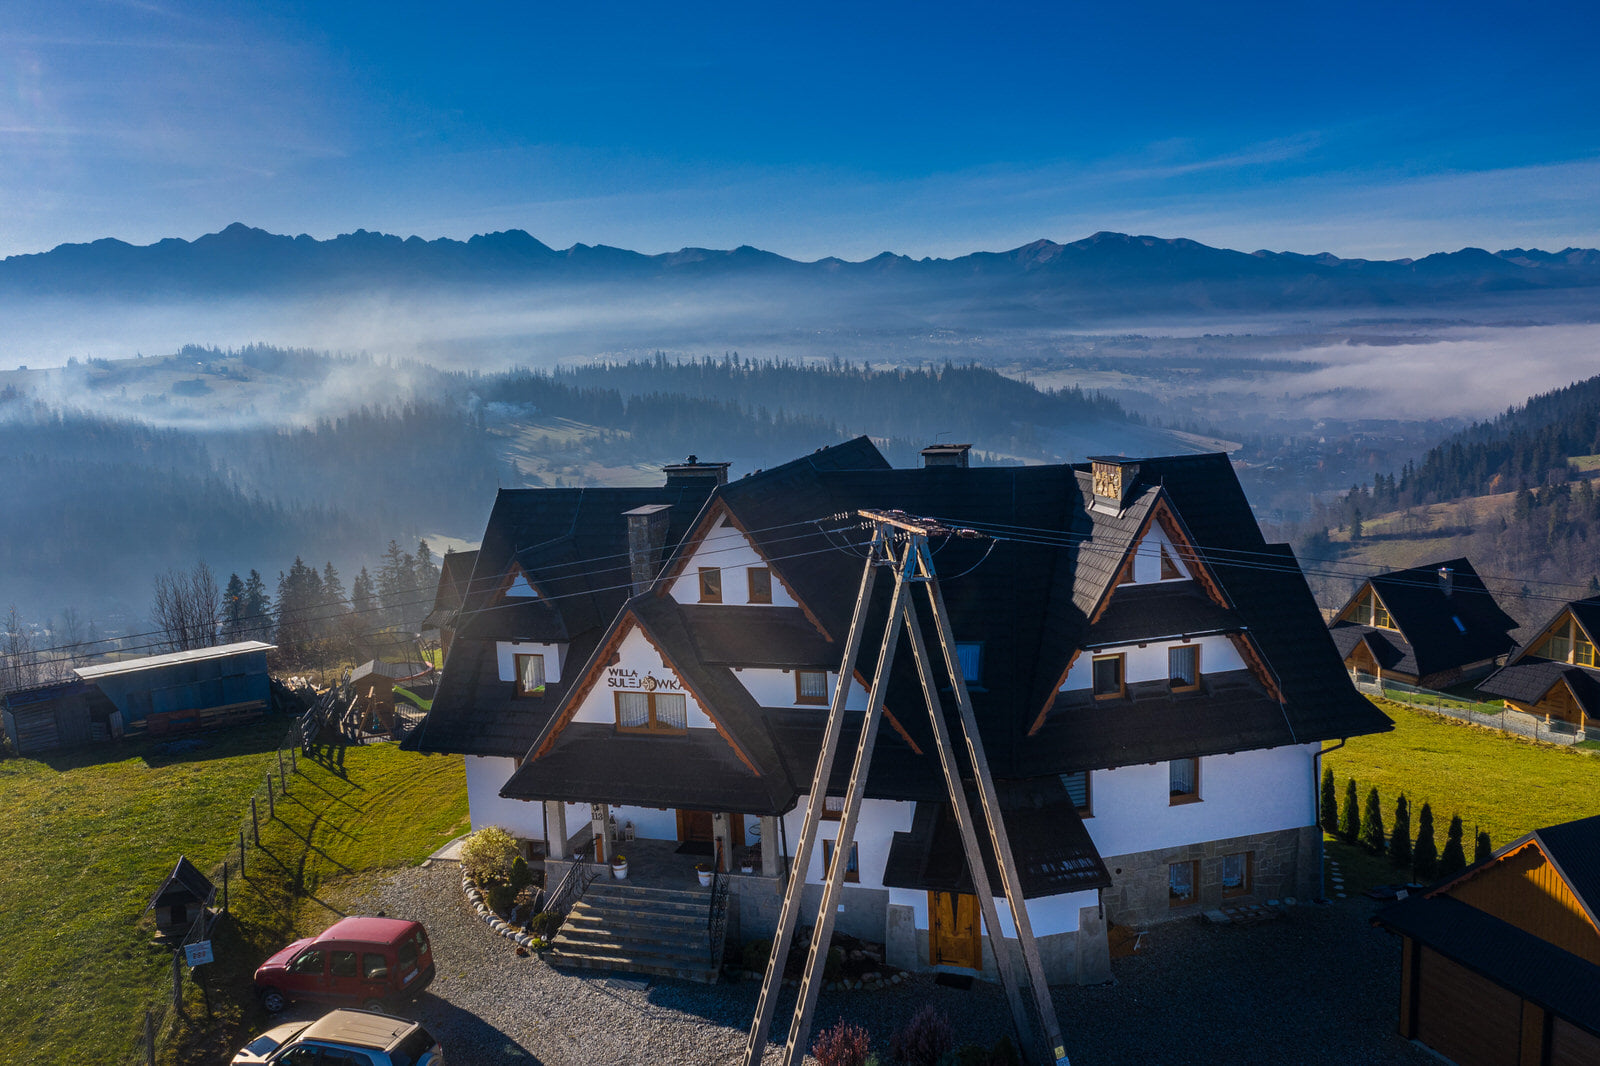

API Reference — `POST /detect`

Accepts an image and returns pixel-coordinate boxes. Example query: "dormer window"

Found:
[1169,645,1200,692]
[748,566,773,604]
[1349,588,1394,629]
[698,567,723,604]
[796,669,829,705]
[515,654,546,697]
[1533,617,1597,666]
[956,643,983,686]
[1160,545,1183,581]
[1092,654,1125,699]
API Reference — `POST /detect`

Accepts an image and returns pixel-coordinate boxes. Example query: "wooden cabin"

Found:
[348,659,432,734]
[1328,558,1519,689]
[1,679,117,755]
[1478,597,1600,737]
[1375,814,1600,1066]
[143,856,215,940]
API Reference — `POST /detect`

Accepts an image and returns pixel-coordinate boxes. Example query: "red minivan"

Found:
[254,916,434,1013]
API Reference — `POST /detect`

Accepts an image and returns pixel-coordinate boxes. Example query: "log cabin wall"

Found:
[1447,845,1600,966]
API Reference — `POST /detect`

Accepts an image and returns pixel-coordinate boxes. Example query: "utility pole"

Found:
[743,511,1070,1066]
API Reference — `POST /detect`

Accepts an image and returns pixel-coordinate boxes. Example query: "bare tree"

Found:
[0,605,41,692]
[152,561,222,652]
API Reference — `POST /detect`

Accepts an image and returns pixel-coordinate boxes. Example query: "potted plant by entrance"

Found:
[696,862,713,887]
[611,854,629,880]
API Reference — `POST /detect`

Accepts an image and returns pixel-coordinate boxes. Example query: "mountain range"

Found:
[6,225,1600,318]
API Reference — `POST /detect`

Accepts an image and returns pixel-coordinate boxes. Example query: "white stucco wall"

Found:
[567,625,717,730]
[667,517,798,607]
[782,797,914,891]
[464,755,546,837]
[609,804,680,841]
[733,668,870,709]
[495,641,567,684]
[1083,742,1318,858]
[1060,634,1245,690]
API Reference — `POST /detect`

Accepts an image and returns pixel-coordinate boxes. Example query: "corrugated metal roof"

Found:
[75,640,275,680]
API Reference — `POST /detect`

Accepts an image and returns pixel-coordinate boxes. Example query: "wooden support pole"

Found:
[779,549,910,1066]
[744,531,884,1066]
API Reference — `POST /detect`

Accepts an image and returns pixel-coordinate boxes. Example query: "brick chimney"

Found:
[662,455,730,488]
[920,443,972,468]
[1438,566,1454,597]
[624,504,672,595]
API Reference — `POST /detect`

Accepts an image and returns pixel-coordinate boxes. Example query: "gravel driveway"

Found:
[324,863,1435,1065]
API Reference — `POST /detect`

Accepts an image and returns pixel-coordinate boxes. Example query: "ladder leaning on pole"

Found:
[742,510,1071,1066]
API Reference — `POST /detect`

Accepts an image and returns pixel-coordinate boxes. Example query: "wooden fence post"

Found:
[266,773,274,819]
[239,829,246,876]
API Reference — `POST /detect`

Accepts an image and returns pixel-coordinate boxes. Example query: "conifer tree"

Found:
[351,567,377,620]
[1320,766,1338,834]
[1414,803,1438,879]
[1474,828,1493,865]
[1360,787,1385,853]
[1439,814,1468,877]
[222,572,247,642]
[1389,794,1412,866]
[1339,777,1361,842]
[242,569,272,641]
[414,540,440,603]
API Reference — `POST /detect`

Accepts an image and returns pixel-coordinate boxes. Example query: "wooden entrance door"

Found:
[929,891,982,969]
[677,809,715,843]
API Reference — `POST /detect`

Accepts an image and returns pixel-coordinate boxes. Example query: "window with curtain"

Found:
[1169,757,1199,802]
[796,669,828,704]
[1168,861,1197,906]
[1168,645,1199,690]
[822,839,860,883]
[515,653,546,697]
[614,691,688,734]
[1222,852,1251,897]
[747,566,773,604]
[698,567,722,603]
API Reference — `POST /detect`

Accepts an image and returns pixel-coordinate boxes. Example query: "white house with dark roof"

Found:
[406,439,1389,983]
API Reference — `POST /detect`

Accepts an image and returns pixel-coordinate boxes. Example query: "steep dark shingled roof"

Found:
[1086,582,1240,647]
[144,856,214,912]
[1328,625,1414,674]
[1334,558,1519,679]
[1374,893,1600,1036]
[422,548,478,631]
[1478,658,1600,717]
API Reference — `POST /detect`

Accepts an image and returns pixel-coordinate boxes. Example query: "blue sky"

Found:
[2,0,1597,261]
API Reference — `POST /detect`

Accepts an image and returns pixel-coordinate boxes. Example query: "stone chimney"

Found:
[1438,566,1454,597]
[624,504,672,595]
[920,443,972,468]
[1089,456,1141,512]
[662,454,731,488]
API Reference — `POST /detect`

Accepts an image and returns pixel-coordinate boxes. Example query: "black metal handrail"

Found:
[541,844,597,918]
[707,865,731,965]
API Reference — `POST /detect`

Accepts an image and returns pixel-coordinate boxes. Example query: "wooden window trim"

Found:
[795,669,829,705]
[1168,643,1201,693]
[1092,654,1126,700]
[614,691,688,736]
[698,567,723,604]
[1221,851,1253,898]
[1168,860,1199,907]
[822,838,860,883]
[747,566,773,605]
[1169,757,1201,805]
[514,653,546,697]
[1159,544,1182,581]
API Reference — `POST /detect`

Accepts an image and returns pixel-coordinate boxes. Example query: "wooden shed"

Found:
[349,660,432,734]
[75,641,276,735]
[0,679,117,755]
[1375,814,1600,1065]
[143,856,216,940]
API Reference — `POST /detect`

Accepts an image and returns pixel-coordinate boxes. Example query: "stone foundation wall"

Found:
[1099,824,1320,927]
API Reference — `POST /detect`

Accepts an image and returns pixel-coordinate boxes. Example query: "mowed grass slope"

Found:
[0,718,286,1065]
[1325,698,1600,860]
[167,741,468,1065]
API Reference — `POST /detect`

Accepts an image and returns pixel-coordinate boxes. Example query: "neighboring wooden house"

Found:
[1,678,118,755]
[74,641,276,736]
[1328,558,1519,689]
[422,549,478,661]
[1477,596,1600,738]
[1375,814,1600,1066]
[405,440,1389,982]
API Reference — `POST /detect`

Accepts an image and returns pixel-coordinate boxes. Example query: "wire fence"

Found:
[1354,673,1590,746]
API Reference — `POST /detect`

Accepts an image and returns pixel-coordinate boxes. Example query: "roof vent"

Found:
[1438,566,1454,598]
[1089,456,1141,510]
[624,504,672,595]
[920,443,972,468]
[662,455,730,487]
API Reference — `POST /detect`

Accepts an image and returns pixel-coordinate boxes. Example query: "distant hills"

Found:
[5,224,1600,318]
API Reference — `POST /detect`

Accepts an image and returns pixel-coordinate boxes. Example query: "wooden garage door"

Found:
[1550,1017,1600,1066]
[1416,948,1522,1066]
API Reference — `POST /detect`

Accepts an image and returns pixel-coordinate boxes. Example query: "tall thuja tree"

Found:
[1475,828,1493,865]
[1439,815,1468,877]
[1320,767,1338,834]
[222,572,247,642]
[1360,787,1385,853]
[1339,777,1361,843]
[1389,794,1413,867]
[1414,803,1439,880]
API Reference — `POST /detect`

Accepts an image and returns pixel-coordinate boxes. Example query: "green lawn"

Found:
[1322,698,1600,892]
[0,720,468,1066]
[0,718,288,1066]
[164,741,468,1065]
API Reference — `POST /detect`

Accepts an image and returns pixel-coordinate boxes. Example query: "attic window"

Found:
[956,643,983,686]
[515,654,546,697]
[1534,618,1596,666]
[698,567,723,604]
[1168,645,1200,692]
[796,670,828,705]
[504,566,539,598]
[1160,545,1182,581]
[1350,589,1393,630]
[1092,655,1124,699]
[748,566,773,604]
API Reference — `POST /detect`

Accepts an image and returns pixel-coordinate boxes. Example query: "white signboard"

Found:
[184,940,214,967]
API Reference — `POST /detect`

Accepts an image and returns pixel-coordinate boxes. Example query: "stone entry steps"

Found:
[549,881,720,984]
